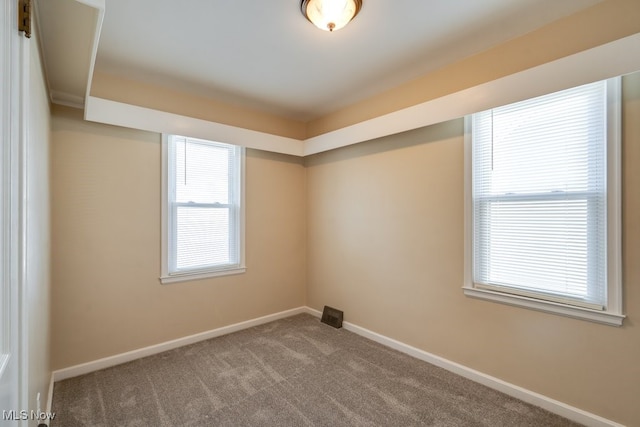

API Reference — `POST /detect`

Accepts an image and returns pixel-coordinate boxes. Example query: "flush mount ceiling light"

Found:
[300,0,363,32]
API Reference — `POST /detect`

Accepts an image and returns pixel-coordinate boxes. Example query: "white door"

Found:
[0,0,25,424]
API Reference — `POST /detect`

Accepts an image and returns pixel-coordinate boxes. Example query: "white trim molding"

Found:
[462,287,625,327]
[79,0,104,109]
[46,373,54,422]
[159,266,247,285]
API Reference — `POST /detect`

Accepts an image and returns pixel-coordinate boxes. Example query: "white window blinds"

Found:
[471,81,608,310]
[167,136,243,275]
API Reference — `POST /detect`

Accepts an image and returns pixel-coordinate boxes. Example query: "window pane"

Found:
[174,139,230,204]
[474,82,605,196]
[477,198,594,298]
[175,206,230,270]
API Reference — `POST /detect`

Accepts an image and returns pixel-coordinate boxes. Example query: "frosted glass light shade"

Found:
[300,0,363,32]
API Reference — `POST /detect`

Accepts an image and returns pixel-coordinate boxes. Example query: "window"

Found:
[161,135,245,284]
[464,78,624,326]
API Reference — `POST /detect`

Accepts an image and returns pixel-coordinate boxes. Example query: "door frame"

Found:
[1,1,28,425]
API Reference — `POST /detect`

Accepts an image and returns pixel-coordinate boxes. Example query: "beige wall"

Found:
[305,72,640,426]
[27,25,52,412]
[50,106,306,369]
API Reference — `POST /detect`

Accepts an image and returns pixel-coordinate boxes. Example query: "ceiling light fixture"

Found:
[300,0,363,32]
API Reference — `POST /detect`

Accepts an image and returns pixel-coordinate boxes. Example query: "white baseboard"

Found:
[303,307,621,427]
[52,307,307,382]
[45,372,54,425]
[51,305,621,427]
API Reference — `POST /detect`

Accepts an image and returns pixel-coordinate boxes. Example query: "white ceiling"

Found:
[38,0,604,122]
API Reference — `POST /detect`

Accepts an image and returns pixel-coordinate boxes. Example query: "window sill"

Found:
[463,286,625,327]
[160,266,246,284]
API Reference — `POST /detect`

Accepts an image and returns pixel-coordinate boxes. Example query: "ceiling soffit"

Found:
[35,0,640,156]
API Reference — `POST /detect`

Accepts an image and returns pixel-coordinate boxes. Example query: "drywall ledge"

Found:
[84,96,305,156]
[303,32,640,155]
[84,33,640,157]
[34,0,105,109]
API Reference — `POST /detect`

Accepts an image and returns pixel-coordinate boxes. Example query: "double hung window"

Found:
[161,135,245,283]
[464,78,623,326]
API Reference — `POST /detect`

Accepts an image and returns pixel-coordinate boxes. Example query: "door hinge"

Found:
[18,0,32,39]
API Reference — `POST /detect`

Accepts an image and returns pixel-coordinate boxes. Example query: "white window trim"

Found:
[160,134,246,284]
[463,78,624,327]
